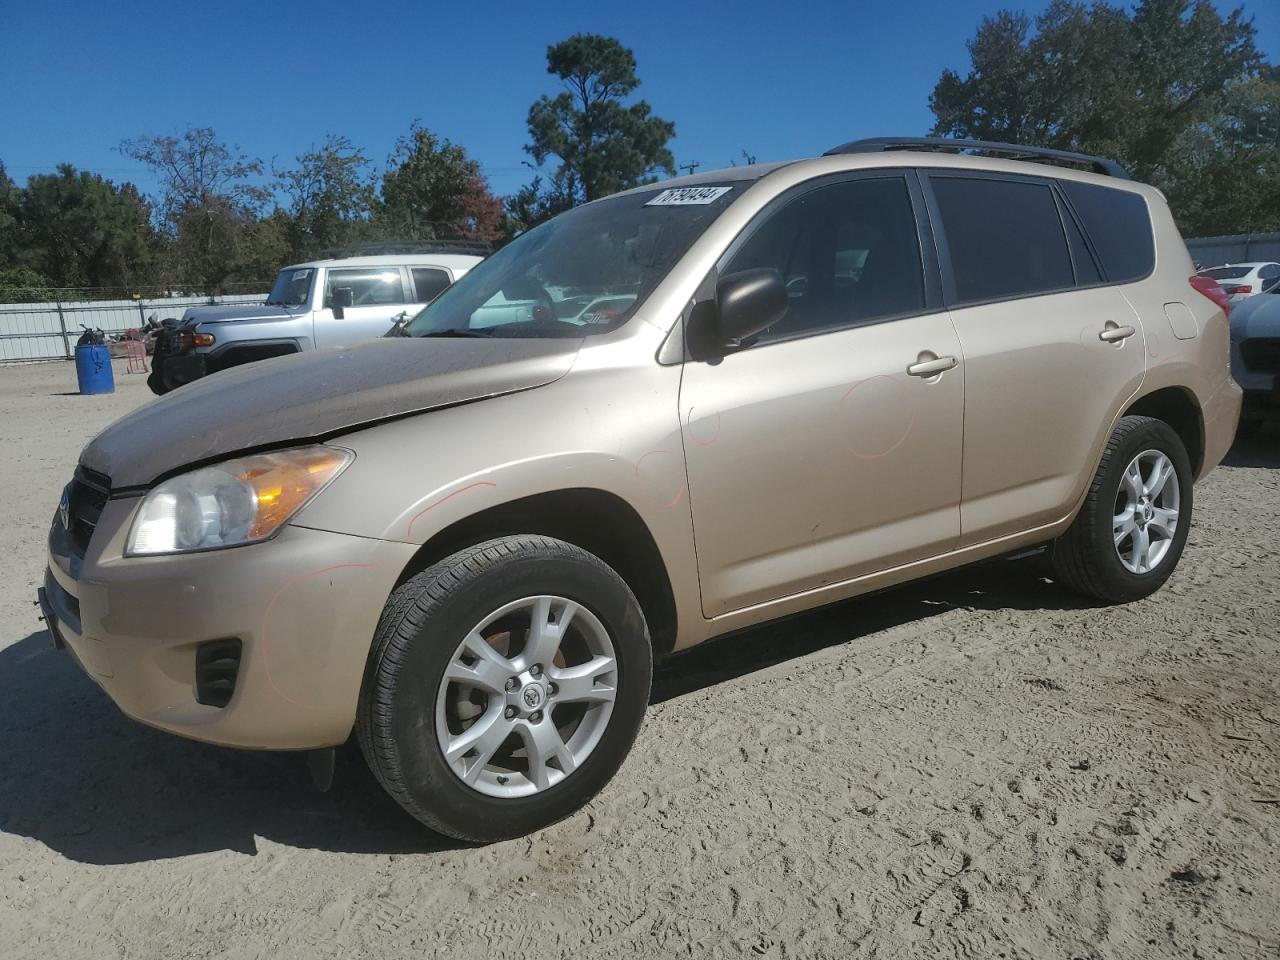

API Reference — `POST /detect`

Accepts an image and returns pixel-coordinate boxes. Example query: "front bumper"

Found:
[148,348,207,394]
[44,496,415,750]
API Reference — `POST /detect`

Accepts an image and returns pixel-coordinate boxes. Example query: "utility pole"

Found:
[679,161,701,176]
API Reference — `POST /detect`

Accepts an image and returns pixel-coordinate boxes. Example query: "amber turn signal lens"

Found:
[236,448,351,540]
[192,332,216,347]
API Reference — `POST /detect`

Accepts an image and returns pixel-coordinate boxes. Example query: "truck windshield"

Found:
[266,267,314,307]
[406,185,740,338]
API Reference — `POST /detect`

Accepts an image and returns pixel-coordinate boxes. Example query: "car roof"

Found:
[282,254,485,271]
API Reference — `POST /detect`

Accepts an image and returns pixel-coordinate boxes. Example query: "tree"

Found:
[0,266,54,302]
[503,173,575,237]
[523,34,675,209]
[275,135,375,257]
[120,127,268,225]
[0,163,21,269]
[1160,67,1280,235]
[930,0,1277,234]
[378,123,504,242]
[120,127,270,287]
[18,165,157,289]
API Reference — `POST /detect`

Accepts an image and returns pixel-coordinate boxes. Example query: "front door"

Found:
[679,173,965,618]
[316,265,411,348]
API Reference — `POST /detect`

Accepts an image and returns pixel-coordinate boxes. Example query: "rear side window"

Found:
[1060,181,1154,283]
[1059,205,1102,285]
[411,267,452,302]
[931,176,1074,303]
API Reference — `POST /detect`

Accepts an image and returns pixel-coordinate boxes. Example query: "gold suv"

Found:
[41,138,1241,841]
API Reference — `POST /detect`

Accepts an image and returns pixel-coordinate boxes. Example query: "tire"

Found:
[357,535,652,842]
[1052,415,1193,603]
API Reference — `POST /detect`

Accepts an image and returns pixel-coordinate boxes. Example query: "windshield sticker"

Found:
[292,269,312,281]
[645,186,733,206]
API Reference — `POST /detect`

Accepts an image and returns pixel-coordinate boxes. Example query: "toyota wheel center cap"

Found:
[522,684,545,710]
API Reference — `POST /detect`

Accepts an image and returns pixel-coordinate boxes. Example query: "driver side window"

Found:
[723,176,926,342]
[324,267,406,308]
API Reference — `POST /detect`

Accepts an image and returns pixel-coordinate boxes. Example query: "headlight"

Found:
[126,446,352,556]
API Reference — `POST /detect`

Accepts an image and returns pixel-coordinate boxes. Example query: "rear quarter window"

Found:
[1060,181,1155,284]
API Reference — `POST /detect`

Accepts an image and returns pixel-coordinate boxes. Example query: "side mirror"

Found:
[331,286,354,319]
[686,268,788,362]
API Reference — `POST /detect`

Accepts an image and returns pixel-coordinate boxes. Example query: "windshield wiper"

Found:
[415,328,496,338]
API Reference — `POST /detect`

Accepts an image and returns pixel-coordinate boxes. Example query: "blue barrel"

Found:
[74,344,115,395]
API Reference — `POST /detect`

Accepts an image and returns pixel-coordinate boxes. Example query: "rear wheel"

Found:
[1052,416,1193,603]
[357,536,651,842]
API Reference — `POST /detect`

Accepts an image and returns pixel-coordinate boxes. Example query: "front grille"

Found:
[67,466,111,557]
[1241,337,1280,374]
[195,639,243,708]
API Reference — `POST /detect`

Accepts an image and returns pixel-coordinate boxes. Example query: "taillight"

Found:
[1220,284,1252,296]
[1189,275,1230,316]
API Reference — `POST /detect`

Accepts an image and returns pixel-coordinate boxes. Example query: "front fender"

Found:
[291,358,706,646]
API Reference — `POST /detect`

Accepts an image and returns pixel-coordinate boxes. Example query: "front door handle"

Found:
[1099,324,1136,342]
[907,355,959,377]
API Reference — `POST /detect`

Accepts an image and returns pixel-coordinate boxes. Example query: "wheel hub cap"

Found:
[519,681,545,712]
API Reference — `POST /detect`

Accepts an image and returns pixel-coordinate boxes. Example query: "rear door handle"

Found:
[907,355,958,377]
[1099,325,1136,342]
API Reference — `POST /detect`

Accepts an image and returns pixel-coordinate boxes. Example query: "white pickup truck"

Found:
[148,250,484,394]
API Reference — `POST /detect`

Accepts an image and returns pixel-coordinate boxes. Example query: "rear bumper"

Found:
[44,500,416,750]
[1201,375,1243,478]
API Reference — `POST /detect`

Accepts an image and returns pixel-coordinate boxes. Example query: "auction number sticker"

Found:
[645,186,733,206]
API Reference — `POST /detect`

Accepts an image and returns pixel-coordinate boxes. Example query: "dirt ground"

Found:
[1,359,1279,959]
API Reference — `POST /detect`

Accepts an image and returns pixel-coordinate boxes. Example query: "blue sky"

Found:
[2,0,1277,203]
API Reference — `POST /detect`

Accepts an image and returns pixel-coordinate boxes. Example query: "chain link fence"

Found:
[0,284,270,362]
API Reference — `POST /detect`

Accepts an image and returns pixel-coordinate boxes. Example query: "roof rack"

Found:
[822,137,1129,179]
[317,239,493,259]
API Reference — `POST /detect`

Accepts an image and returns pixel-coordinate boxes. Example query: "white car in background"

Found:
[1196,262,1280,302]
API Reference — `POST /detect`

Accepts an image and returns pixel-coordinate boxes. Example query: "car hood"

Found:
[82,337,582,489]
[1229,294,1280,342]
[182,304,304,324]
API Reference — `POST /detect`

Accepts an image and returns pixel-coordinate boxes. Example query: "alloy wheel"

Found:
[434,596,618,798]
[1113,449,1180,575]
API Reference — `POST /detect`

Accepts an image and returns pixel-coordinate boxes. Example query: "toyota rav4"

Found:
[41,138,1241,842]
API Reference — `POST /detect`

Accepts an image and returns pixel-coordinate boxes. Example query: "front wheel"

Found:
[1052,415,1193,603]
[357,536,652,842]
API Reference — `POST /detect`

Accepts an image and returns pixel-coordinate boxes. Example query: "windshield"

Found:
[406,185,740,338]
[266,267,315,307]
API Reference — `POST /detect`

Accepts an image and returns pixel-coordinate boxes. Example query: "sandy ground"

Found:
[1,359,1279,959]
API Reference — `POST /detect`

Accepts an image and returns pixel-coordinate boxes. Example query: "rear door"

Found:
[679,171,965,617]
[409,265,454,305]
[316,265,412,348]
[922,171,1147,545]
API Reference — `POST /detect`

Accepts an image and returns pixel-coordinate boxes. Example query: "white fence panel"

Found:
[0,293,269,362]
